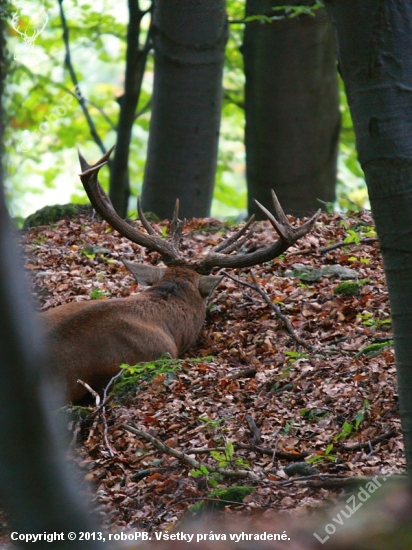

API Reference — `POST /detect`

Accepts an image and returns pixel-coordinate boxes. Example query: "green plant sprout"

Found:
[307,444,336,465]
[89,288,109,300]
[334,400,370,441]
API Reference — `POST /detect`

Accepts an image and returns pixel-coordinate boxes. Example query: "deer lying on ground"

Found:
[40,146,320,403]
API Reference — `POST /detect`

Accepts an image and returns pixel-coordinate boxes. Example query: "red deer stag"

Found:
[40,146,320,403]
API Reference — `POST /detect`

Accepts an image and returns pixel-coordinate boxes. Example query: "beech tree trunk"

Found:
[324,0,412,472]
[243,0,340,218]
[141,0,228,219]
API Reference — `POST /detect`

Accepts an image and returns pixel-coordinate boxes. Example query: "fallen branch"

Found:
[338,429,397,452]
[222,368,257,381]
[320,237,378,254]
[271,473,400,488]
[133,441,307,462]
[222,270,314,351]
[122,424,260,481]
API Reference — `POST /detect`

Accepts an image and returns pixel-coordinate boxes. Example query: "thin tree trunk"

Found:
[141,0,228,219]
[324,0,412,472]
[243,0,340,218]
[109,1,151,217]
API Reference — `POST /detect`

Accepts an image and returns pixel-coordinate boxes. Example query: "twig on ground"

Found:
[338,429,397,452]
[222,368,257,381]
[99,372,125,458]
[320,237,378,254]
[274,473,403,488]
[222,270,314,351]
[122,424,260,481]
[77,379,100,406]
[245,414,262,446]
[171,496,271,509]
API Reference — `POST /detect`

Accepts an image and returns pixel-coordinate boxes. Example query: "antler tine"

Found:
[254,199,288,241]
[270,188,290,226]
[219,224,256,255]
[254,191,321,244]
[213,215,255,253]
[170,199,185,250]
[293,208,322,238]
[137,197,157,236]
[78,148,182,265]
[193,189,319,274]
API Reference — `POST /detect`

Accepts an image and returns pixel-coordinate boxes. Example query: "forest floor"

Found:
[20,209,404,537]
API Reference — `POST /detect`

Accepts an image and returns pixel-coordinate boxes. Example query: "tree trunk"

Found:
[324,0,412,472]
[141,0,228,219]
[109,1,151,218]
[243,0,340,218]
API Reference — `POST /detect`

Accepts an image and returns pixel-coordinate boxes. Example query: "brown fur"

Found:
[40,267,219,403]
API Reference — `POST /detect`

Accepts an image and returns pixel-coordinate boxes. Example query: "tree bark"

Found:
[109,1,151,217]
[141,0,228,219]
[243,0,340,218]
[324,0,412,472]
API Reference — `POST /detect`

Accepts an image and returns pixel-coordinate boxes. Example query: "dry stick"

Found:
[273,473,404,489]
[320,237,378,254]
[245,414,262,446]
[223,368,257,381]
[338,429,396,452]
[99,371,126,458]
[122,424,259,481]
[222,270,314,351]
[77,379,100,406]
[171,496,271,509]
[81,373,124,457]
[287,237,379,256]
[167,443,307,462]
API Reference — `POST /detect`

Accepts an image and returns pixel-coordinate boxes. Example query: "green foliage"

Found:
[240,1,324,23]
[344,229,361,245]
[7,0,367,219]
[334,400,370,441]
[356,311,392,331]
[336,77,368,210]
[356,340,393,358]
[285,350,308,363]
[113,356,214,396]
[333,281,360,297]
[210,440,249,470]
[306,443,337,465]
[89,288,109,300]
[190,440,250,488]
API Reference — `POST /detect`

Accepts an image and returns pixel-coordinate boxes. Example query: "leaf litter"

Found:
[19,209,403,533]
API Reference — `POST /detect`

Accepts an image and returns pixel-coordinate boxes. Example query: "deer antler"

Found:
[193,190,320,274]
[78,148,320,273]
[78,147,185,266]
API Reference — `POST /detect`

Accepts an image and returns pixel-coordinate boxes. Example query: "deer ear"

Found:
[122,261,167,286]
[198,275,222,298]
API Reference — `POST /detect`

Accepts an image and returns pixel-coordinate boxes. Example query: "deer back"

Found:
[40,266,220,403]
